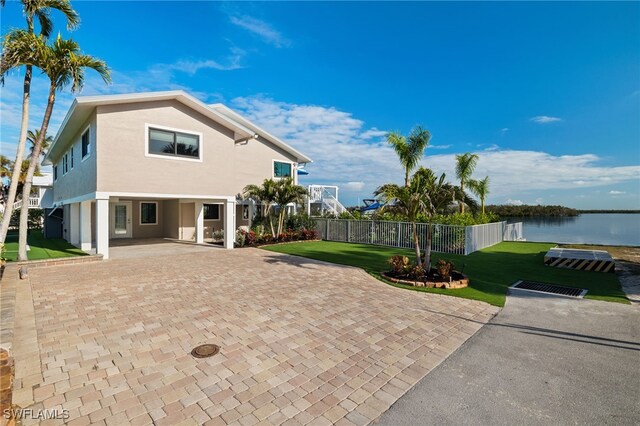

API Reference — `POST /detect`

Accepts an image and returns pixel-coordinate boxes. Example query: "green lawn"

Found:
[262,241,629,307]
[3,230,87,261]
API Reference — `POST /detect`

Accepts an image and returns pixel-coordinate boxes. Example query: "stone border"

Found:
[8,254,103,270]
[380,271,469,289]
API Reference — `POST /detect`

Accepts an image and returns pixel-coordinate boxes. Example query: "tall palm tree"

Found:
[0,0,78,244]
[243,178,278,238]
[0,155,11,209]
[16,35,110,260]
[454,152,479,214]
[375,167,448,268]
[27,129,52,159]
[469,176,490,214]
[387,125,431,187]
[273,178,307,236]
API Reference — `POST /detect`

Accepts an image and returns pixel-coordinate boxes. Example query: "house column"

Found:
[69,202,80,247]
[195,201,204,244]
[79,200,92,251]
[223,200,235,249]
[96,198,109,259]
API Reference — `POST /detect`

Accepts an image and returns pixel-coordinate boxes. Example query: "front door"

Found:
[110,201,132,238]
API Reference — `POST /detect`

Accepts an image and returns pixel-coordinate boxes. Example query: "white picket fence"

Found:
[315,219,524,255]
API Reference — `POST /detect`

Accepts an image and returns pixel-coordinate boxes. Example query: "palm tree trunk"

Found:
[424,223,433,271]
[481,198,485,215]
[0,66,32,244]
[404,169,409,187]
[460,181,465,214]
[278,209,285,236]
[412,221,422,267]
[17,84,55,261]
[265,206,276,238]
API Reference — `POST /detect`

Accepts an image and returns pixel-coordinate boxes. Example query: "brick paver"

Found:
[10,244,498,425]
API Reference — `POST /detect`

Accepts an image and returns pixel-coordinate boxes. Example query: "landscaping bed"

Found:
[262,241,630,307]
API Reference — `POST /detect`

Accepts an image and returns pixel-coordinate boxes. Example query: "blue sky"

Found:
[1,1,639,208]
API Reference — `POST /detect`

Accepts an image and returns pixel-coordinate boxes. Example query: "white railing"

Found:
[464,222,505,254]
[315,219,524,255]
[308,185,349,216]
[12,197,40,210]
[503,222,524,241]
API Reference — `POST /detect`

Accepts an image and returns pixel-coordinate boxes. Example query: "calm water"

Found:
[507,213,640,246]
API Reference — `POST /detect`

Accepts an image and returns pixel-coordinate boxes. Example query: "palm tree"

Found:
[387,125,431,187]
[454,152,479,214]
[16,35,110,260]
[375,167,448,268]
[469,176,490,214]
[243,178,278,238]
[27,129,52,159]
[0,0,78,244]
[273,178,307,236]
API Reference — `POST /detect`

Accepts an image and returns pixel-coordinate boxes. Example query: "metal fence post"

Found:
[326,219,330,240]
[347,220,351,243]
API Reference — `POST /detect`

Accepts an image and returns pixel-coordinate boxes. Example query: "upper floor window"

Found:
[53,165,58,181]
[81,129,90,158]
[70,147,74,169]
[148,128,200,160]
[274,161,292,178]
[63,153,69,174]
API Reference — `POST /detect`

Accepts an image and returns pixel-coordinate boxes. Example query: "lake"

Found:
[506,213,640,246]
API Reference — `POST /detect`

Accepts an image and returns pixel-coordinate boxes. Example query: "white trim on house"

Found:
[211,103,312,164]
[144,123,204,163]
[139,201,159,225]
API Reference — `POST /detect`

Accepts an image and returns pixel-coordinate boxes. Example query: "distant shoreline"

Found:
[578,210,640,214]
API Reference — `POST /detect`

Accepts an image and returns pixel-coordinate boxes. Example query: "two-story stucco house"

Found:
[42,91,312,259]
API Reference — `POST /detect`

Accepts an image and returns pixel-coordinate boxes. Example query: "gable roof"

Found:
[43,91,312,165]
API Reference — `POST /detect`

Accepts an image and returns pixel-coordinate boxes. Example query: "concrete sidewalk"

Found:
[377,289,640,425]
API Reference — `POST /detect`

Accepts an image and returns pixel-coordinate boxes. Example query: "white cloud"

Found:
[229,15,291,48]
[530,115,563,124]
[506,199,524,206]
[429,144,452,150]
[230,96,640,206]
[484,144,500,151]
[609,190,626,195]
[535,198,544,204]
[343,181,365,191]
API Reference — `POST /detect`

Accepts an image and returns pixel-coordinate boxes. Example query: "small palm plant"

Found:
[469,176,490,214]
[273,178,308,236]
[243,178,278,238]
[387,126,431,187]
[455,152,479,214]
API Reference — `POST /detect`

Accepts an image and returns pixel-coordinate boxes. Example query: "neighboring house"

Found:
[1,173,52,216]
[42,91,312,258]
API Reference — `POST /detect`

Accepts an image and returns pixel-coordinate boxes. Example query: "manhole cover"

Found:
[511,280,587,298]
[191,344,220,358]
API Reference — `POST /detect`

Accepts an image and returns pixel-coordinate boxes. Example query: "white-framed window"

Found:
[204,204,220,220]
[62,153,68,175]
[70,146,74,169]
[53,165,58,181]
[81,128,90,159]
[145,124,203,162]
[273,160,293,178]
[140,201,158,225]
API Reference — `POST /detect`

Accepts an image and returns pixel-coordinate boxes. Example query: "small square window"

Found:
[204,204,220,220]
[274,161,292,178]
[140,202,157,225]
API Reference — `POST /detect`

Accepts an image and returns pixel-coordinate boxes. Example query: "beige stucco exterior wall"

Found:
[51,112,97,203]
[163,200,179,239]
[180,203,195,241]
[94,100,299,198]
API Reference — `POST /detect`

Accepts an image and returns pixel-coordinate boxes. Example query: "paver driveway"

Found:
[9,246,498,425]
